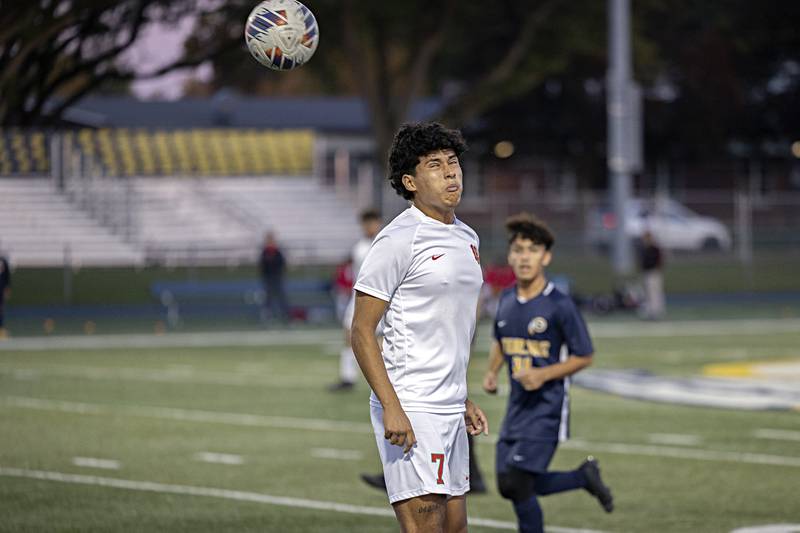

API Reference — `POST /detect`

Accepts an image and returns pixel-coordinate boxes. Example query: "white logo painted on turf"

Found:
[729,525,800,533]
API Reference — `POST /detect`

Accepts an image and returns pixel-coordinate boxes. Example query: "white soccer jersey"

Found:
[342,236,378,330]
[352,237,372,276]
[354,204,483,413]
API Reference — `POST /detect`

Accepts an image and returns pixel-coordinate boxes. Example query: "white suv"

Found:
[585,197,732,251]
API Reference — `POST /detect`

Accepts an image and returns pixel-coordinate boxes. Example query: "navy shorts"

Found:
[496,439,557,475]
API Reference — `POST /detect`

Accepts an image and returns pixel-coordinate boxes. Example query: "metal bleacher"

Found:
[131,176,362,266]
[0,178,144,266]
[0,128,361,267]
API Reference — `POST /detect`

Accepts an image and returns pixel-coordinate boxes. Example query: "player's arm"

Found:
[514,298,595,391]
[482,339,505,394]
[513,354,593,391]
[351,290,416,453]
[464,397,489,436]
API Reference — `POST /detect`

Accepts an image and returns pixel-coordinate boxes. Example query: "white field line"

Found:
[730,526,800,533]
[646,433,703,446]
[0,365,321,389]
[0,467,609,533]
[5,395,800,469]
[0,329,342,351]
[194,452,244,465]
[310,448,363,461]
[563,439,800,468]
[587,318,800,339]
[754,429,800,442]
[71,457,120,470]
[4,396,374,433]
[1,317,798,352]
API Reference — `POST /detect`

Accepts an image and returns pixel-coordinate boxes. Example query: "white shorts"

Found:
[370,404,470,504]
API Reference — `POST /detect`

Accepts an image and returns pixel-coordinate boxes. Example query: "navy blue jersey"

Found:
[494,281,593,443]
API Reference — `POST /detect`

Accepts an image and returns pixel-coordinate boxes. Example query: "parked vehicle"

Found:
[585,197,732,252]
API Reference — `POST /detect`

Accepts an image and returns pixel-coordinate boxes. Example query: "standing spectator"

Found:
[0,253,10,339]
[259,232,289,323]
[639,231,665,320]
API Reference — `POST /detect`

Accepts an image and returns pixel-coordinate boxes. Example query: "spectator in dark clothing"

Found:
[0,254,10,339]
[259,232,289,323]
[638,231,665,320]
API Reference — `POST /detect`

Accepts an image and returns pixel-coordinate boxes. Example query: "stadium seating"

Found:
[1,128,361,267]
[0,178,144,266]
[0,129,314,177]
[69,128,314,176]
[132,177,361,266]
[0,130,50,175]
[0,176,361,267]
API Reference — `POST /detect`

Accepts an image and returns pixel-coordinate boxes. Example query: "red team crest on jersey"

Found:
[470,244,480,263]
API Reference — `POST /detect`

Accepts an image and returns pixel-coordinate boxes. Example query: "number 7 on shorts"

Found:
[431,453,445,485]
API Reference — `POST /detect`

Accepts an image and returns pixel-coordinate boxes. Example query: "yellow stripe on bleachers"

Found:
[0,129,315,177]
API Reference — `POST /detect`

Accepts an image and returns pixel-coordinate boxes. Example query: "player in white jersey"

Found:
[329,209,382,392]
[352,122,488,533]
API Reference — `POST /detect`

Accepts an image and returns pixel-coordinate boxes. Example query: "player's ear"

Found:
[542,250,552,267]
[401,173,417,194]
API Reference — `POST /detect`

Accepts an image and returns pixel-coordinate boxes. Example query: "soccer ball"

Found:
[245,0,319,71]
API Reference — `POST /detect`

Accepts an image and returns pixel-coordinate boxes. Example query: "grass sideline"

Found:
[1,325,799,532]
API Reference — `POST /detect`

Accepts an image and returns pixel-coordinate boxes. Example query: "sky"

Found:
[121,18,213,100]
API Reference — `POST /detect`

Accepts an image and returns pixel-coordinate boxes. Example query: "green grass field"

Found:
[1,322,799,532]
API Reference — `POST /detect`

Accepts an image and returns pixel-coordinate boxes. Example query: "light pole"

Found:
[607,0,642,276]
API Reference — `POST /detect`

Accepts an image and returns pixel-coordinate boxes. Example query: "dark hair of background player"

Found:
[505,213,555,250]
[359,208,381,222]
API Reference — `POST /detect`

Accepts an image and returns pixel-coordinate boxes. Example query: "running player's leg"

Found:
[393,493,447,533]
[533,469,585,495]
[497,466,543,533]
[496,439,548,533]
[444,495,468,533]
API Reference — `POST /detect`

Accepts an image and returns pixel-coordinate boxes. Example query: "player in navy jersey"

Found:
[482,213,613,533]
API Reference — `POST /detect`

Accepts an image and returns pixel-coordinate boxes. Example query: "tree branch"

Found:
[437,0,562,126]
[392,0,457,123]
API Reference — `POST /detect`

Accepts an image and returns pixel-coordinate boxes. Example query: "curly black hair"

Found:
[387,122,468,200]
[506,212,555,250]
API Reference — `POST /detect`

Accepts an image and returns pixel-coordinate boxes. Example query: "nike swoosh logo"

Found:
[512,455,525,462]
[497,320,507,328]
[432,254,445,260]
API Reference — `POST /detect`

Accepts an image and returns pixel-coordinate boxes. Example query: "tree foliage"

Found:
[0,0,237,126]
[3,0,797,180]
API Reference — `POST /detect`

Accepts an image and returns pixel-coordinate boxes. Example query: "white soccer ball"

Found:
[245,0,319,71]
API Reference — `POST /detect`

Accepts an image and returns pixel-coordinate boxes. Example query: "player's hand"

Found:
[482,371,498,394]
[512,367,547,391]
[464,398,489,436]
[383,404,416,453]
